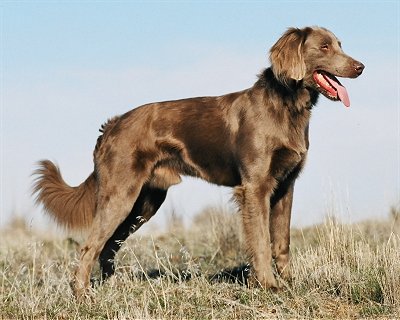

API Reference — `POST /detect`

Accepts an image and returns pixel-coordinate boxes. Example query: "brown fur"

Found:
[32,26,364,298]
[33,160,96,229]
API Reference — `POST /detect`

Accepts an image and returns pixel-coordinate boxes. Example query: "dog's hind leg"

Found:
[99,185,167,280]
[72,162,152,298]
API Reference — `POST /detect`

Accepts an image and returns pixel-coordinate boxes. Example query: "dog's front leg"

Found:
[270,183,294,281]
[238,179,278,290]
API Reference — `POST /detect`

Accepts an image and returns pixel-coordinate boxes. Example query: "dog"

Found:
[33,26,364,298]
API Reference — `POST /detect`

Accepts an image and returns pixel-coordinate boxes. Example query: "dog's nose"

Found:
[354,61,365,75]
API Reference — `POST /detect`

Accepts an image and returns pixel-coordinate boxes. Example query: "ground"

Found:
[1,206,399,319]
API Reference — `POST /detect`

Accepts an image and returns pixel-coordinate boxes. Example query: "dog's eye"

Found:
[320,44,329,50]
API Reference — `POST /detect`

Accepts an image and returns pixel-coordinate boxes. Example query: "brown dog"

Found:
[33,26,364,298]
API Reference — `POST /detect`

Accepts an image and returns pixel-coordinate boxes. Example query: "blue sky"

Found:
[1,1,399,230]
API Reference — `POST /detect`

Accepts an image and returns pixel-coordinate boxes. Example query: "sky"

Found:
[1,1,399,232]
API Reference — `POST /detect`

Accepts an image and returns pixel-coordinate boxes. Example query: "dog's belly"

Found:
[194,155,241,187]
[174,144,240,187]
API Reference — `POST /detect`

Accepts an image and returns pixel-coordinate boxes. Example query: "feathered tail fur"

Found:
[32,160,96,230]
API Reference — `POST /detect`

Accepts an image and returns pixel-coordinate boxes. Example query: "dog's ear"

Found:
[269,28,307,84]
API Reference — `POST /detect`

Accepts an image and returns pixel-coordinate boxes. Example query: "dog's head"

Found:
[269,26,364,107]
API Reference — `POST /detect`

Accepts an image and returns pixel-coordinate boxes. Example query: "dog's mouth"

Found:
[313,71,350,107]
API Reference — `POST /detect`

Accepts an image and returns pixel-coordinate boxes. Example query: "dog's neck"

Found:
[256,68,319,112]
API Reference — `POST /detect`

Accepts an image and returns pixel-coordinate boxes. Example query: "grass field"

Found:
[1,206,399,319]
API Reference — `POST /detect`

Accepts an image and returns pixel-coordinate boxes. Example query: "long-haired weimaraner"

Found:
[33,26,364,298]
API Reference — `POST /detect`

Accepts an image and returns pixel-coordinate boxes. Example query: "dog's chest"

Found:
[266,116,309,180]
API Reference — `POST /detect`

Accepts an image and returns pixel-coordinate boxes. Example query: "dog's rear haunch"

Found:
[33,26,364,298]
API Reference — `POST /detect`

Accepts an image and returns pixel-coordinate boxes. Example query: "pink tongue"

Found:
[325,75,350,107]
[336,85,350,108]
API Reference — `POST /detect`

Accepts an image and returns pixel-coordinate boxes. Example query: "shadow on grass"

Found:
[137,263,251,286]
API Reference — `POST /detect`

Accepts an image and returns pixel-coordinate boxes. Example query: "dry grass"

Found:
[1,206,400,319]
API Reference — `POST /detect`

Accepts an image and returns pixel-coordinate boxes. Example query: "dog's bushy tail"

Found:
[32,160,96,230]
